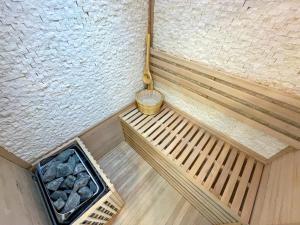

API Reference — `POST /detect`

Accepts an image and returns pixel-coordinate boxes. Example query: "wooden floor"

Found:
[0,156,51,225]
[99,142,212,225]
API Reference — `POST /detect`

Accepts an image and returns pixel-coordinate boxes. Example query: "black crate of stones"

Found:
[35,143,109,225]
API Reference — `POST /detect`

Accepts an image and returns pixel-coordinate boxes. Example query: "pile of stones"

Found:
[41,148,97,213]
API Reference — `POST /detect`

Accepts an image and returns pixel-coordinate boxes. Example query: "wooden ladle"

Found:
[143,33,154,90]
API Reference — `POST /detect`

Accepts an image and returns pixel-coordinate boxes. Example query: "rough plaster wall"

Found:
[0,0,147,162]
[156,81,287,158]
[154,0,300,96]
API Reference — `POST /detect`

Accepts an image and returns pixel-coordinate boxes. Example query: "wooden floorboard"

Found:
[99,142,212,225]
[0,156,51,225]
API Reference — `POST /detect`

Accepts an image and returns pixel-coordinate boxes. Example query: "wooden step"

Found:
[120,105,264,225]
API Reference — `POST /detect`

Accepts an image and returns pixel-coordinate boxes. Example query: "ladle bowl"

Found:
[136,89,164,115]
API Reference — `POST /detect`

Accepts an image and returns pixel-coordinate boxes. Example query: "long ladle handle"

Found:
[145,33,153,90]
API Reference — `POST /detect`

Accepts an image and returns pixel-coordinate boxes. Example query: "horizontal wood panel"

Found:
[120,105,264,224]
[150,49,300,149]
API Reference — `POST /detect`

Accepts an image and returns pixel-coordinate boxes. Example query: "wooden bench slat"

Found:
[221,153,246,204]
[126,110,143,124]
[189,136,218,176]
[123,108,139,121]
[175,128,205,165]
[170,126,198,159]
[164,122,193,155]
[213,149,238,196]
[183,132,211,170]
[143,110,175,137]
[231,158,255,213]
[130,113,148,127]
[196,140,225,184]
[204,144,231,190]
[159,118,188,149]
[241,163,264,224]
[147,113,178,141]
[138,107,169,133]
[152,115,183,146]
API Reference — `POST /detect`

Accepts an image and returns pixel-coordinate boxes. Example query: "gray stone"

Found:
[78,186,93,202]
[77,172,89,179]
[64,189,72,195]
[74,155,80,163]
[62,192,80,213]
[42,164,57,182]
[88,180,97,193]
[46,177,64,191]
[73,177,90,191]
[53,198,65,211]
[61,175,76,189]
[67,155,77,170]
[50,190,68,201]
[56,163,73,178]
[73,163,85,175]
[42,158,59,174]
[56,149,75,162]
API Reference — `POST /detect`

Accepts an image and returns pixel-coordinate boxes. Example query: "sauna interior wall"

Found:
[0,0,147,162]
[153,0,300,157]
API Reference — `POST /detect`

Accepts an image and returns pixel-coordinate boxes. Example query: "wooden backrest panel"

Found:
[150,49,300,149]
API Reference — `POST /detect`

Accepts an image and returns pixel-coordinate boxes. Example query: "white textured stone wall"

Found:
[0,0,147,162]
[154,0,300,96]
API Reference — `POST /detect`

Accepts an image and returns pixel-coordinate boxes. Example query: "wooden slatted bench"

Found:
[150,49,300,150]
[120,105,265,225]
